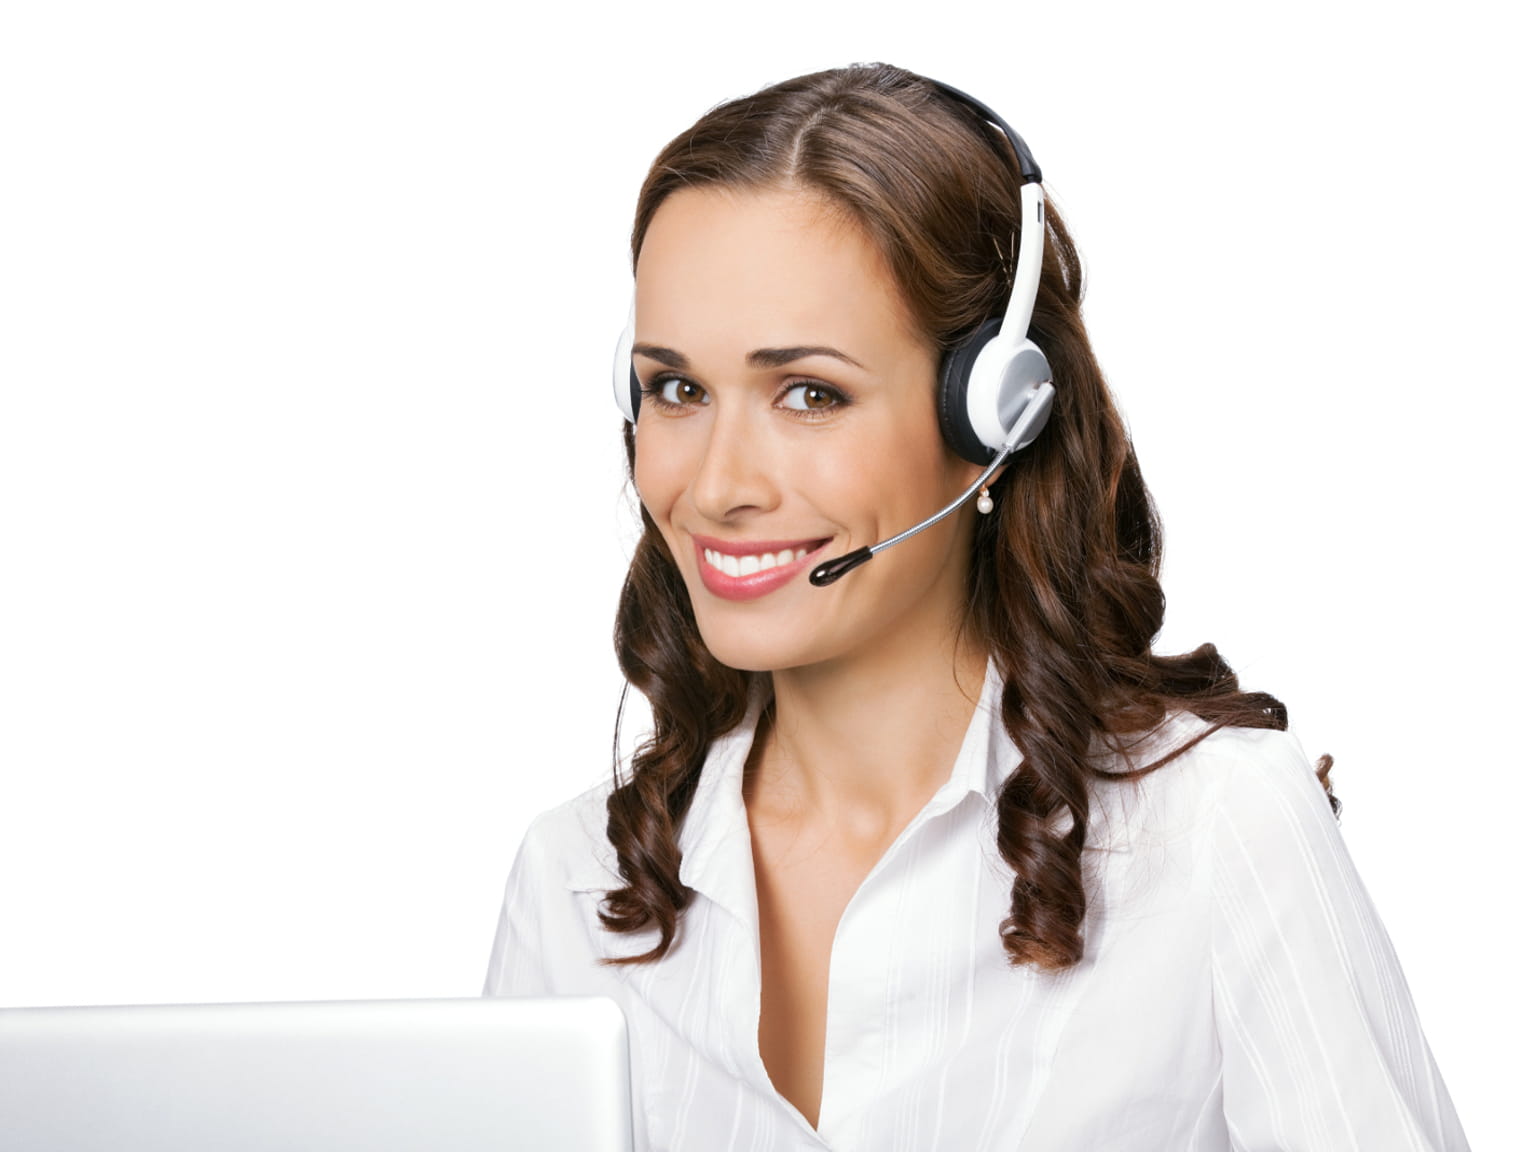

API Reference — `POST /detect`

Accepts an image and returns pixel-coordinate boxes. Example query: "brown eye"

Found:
[782,382,845,412]
[651,377,708,406]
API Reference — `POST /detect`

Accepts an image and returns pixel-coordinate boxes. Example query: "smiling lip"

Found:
[692,535,831,601]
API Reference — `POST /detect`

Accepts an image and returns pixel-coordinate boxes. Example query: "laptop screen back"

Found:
[0,996,632,1151]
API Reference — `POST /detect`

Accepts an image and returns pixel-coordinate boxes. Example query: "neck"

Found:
[750,631,989,830]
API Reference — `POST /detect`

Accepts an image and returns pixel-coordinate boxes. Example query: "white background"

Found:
[1,1,1527,1144]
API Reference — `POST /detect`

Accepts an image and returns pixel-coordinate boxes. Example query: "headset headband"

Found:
[926,78,1042,187]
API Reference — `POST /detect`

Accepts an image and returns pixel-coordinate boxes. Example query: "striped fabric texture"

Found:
[485,668,1467,1151]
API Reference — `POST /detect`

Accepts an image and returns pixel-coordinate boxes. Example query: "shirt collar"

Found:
[677,661,1019,921]
[935,656,1017,807]
[675,679,765,926]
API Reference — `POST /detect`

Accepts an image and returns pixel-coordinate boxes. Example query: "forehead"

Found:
[633,185,926,359]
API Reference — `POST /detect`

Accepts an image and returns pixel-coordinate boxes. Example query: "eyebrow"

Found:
[632,343,866,371]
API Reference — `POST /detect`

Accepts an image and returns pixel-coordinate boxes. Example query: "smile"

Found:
[692,536,830,601]
[703,546,809,578]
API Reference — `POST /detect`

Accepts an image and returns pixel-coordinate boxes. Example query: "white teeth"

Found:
[702,545,814,579]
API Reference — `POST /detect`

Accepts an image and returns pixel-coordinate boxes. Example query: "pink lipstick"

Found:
[692,535,830,601]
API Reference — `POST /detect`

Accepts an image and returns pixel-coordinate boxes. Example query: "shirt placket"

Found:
[816,785,976,1149]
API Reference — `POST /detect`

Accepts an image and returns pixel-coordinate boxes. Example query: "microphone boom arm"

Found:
[809,381,1054,587]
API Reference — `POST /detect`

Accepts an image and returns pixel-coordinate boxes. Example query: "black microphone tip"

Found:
[809,547,873,587]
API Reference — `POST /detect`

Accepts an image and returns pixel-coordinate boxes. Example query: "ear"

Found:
[958,454,1003,488]
[971,460,1005,515]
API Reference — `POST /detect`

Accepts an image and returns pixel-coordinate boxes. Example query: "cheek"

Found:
[857,415,960,517]
[632,426,693,565]
[631,426,673,518]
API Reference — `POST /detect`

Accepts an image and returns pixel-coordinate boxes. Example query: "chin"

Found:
[694,628,798,675]
[692,609,844,674]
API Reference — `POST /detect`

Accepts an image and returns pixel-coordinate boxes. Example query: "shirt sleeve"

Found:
[1207,731,1469,1151]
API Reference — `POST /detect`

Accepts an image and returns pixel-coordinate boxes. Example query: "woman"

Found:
[486,64,1466,1150]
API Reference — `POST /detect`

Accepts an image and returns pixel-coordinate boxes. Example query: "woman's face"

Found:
[631,185,983,676]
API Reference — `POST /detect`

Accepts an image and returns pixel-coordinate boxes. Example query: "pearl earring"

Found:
[977,486,994,515]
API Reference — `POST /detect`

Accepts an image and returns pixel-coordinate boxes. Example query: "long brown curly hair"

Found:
[601,63,1334,970]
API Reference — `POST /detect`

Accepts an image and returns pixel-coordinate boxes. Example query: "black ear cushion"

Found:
[629,366,642,422]
[937,317,1003,466]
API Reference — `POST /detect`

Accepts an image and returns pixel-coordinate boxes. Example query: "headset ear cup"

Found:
[613,323,640,422]
[937,318,1003,466]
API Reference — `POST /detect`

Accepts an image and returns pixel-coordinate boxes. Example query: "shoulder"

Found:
[1132,718,1349,901]
[1089,715,1331,850]
[1171,720,1336,841]
[1124,711,1312,776]
[485,780,629,997]
[1168,718,1321,800]
[513,779,621,894]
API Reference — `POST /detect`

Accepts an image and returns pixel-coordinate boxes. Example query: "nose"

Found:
[690,401,779,523]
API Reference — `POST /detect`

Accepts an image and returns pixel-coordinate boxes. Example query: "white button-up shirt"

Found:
[484,668,1466,1150]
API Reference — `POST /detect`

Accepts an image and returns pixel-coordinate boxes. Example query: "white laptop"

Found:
[0,996,632,1151]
